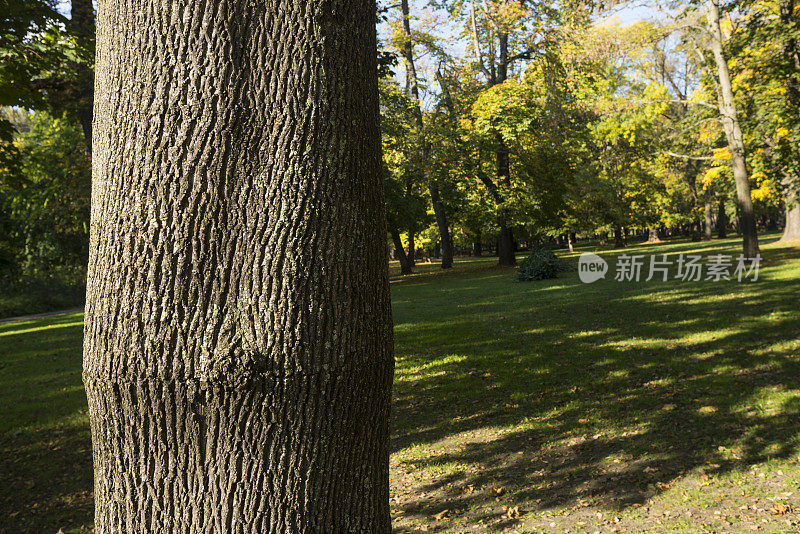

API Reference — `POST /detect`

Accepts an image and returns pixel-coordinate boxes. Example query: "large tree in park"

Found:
[83,0,394,531]
[704,0,760,257]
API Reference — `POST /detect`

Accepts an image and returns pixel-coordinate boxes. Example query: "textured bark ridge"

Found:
[84,1,393,531]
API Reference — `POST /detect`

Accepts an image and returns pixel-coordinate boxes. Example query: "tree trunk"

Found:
[407,227,416,267]
[496,136,515,266]
[706,0,759,257]
[613,225,625,248]
[704,187,714,240]
[400,0,454,270]
[70,0,95,150]
[779,0,800,242]
[717,200,728,238]
[647,227,660,243]
[430,185,454,268]
[567,232,574,253]
[782,187,800,241]
[391,227,413,274]
[84,1,394,531]
[473,232,482,256]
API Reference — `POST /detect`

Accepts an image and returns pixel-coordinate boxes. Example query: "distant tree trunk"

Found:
[70,0,95,150]
[647,227,660,242]
[717,200,728,238]
[407,227,416,267]
[430,185,454,268]
[706,0,759,257]
[782,184,800,241]
[391,227,413,274]
[400,0,453,270]
[704,187,714,240]
[567,232,574,253]
[473,232,482,256]
[613,225,625,248]
[779,0,800,242]
[84,1,394,531]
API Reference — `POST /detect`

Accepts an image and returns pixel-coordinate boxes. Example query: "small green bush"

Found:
[517,249,563,281]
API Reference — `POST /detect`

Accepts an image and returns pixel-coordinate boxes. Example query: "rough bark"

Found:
[84,1,393,531]
[647,228,661,243]
[391,227,413,274]
[706,0,760,257]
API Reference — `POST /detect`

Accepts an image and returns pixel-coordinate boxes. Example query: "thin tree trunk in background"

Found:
[407,227,416,267]
[704,187,714,240]
[718,200,728,238]
[648,227,660,242]
[430,184,454,268]
[779,0,800,242]
[494,32,516,266]
[706,0,759,257]
[613,225,625,248]
[567,233,574,253]
[474,232,482,256]
[391,227,413,274]
[400,0,454,269]
[70,0,94,150]
[84,1,393,530]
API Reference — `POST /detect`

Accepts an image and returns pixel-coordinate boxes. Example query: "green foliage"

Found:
[0,110,90,284]
[516,248,563,281]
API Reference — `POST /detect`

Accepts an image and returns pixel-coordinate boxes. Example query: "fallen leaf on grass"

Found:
[770,503,791,516]
[433,509,449,521]
[491,487,505,496]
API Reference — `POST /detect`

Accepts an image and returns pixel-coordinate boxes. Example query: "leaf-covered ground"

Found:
[1,236,798,533]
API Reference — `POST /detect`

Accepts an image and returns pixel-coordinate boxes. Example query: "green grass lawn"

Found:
[1,236,799,533]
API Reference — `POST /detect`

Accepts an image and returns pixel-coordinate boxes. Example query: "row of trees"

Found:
[380,0,800,273]
[2,0,798,284]
[0,0,93,284]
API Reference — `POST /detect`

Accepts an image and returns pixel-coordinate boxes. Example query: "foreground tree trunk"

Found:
[706,0,759,257]
[84,1,394,531]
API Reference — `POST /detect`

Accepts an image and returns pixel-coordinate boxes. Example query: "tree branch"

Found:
[656,151,726,163]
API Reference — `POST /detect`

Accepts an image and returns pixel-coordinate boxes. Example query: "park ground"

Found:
[1,235,799,533]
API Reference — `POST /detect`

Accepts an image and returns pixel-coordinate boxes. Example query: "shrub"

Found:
[517,249,563,281]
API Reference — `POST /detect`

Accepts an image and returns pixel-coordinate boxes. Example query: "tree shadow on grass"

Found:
[390,243,800,528]
[0,315,93,534]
